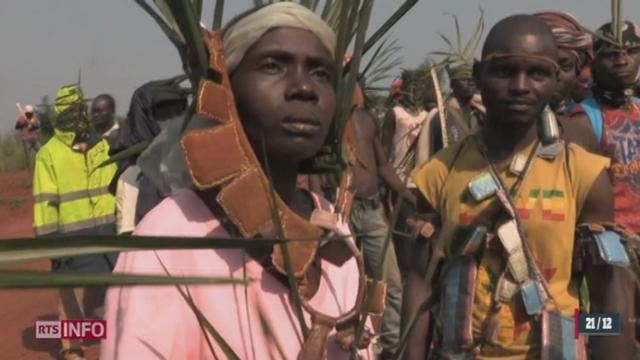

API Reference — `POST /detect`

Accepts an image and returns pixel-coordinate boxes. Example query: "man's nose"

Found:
[613,52,630,66]
[508,72,530,94]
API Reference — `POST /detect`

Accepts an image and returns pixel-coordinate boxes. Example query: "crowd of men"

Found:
[15,3,640,359]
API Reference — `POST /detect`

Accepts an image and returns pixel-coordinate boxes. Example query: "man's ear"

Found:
[472,59,482,85]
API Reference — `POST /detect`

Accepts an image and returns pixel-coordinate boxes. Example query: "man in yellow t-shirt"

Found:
[403,15,635,359]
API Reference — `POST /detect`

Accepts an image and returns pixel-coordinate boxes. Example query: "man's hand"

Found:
[406,216,435,240]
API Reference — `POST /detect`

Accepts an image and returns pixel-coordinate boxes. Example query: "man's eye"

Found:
[530,68,551,80]
[628,48,640,55]
[559,61,575,72]
[493,67,512,77]
[311,68,331,81]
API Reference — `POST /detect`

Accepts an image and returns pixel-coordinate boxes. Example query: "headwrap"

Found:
[54,84,83,116]
[53,84,89,134]
[535,11,593,68]
[223,3,336,74]
[594,21,640,53]
[447,64,473,81]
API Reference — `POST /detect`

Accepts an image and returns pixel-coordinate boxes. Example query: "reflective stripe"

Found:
[34,223,60,236]
[88,186,110,197]
[59,214,116,234]
[34,193,60,204]
[57,186,111,203]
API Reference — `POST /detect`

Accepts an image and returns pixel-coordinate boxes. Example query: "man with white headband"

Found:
[101,3,374,359]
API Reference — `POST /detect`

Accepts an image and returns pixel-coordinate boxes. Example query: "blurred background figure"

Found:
[14,104,40,174]
[110,76,188,234]
[91,94,123,148]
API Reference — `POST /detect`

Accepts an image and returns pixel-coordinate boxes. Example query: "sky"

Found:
[1,0,639,132]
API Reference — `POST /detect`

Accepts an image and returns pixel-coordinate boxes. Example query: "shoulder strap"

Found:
[580,96,603,144]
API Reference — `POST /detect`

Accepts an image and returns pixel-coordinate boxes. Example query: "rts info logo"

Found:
[35,320,107,340]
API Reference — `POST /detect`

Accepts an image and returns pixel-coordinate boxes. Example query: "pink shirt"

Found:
[101,189,373,359]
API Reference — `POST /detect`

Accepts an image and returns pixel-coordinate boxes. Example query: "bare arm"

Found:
[381,109,396,157]
[402,196,439,360]
[580,170,635,359]
[369,111,416,207]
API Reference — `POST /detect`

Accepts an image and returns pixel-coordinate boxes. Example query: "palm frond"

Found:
[437,33,455,54]
[155,256,242,360]
[362,38,403,95]
[212,0,225,29]
[462,7,484,60]
[95,140,150,169]
[0,270,244,289]
[321,0,336,20]
[135,0,184,46]
[152,0,186,42]
[436,8,485,67]
[192,0,203,20]
[261,137,309,340]
[164,1,209,84]
[0,235,290,266]
[362,38,390,75]
[362,0,419,54]
[450,12,462,52]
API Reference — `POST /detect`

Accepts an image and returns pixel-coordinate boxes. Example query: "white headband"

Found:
[223,3,336,73]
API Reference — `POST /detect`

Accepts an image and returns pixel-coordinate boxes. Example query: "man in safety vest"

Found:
[32,84,118,360]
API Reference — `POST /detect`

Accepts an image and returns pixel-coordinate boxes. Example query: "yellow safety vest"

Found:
[33,129,117,236]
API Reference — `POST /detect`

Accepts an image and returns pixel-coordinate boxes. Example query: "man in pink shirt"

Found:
[101,3,374,359]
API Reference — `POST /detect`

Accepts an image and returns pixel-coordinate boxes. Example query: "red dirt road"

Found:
[0,170,99,359]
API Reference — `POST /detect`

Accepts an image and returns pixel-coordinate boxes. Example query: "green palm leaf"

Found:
[437,33,455,54]
[212,0,225,29]
[362,0,419,54]
[155,256,242,360]
[0,234,357,266]
[0,270,244,289]
[95,140,149,169]
[135,0,184,46]
[152,0,186,42]
[462,7,484,60]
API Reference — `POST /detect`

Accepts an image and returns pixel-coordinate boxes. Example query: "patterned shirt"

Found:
[573,100,640,232]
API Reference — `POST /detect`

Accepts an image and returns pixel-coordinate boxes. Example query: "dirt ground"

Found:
[0,169,100,359]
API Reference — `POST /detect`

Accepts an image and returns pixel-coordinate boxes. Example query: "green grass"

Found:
[0,132,27,173]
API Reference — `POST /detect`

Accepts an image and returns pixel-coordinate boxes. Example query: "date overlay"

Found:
[575,310,621,337]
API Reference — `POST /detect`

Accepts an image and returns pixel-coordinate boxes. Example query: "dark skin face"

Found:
[91,98,114,119]
[592,47,640,90]
[451,78,477,103]
[478,35,558,132]
[231,27,336,164]
[550,48,578,109]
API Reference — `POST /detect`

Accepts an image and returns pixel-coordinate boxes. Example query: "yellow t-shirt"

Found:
[412,137,610,358]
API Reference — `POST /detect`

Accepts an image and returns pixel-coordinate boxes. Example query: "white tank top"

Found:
[391,106,428,186]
